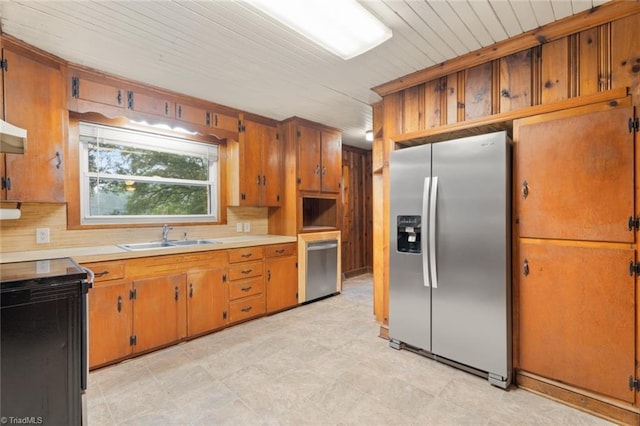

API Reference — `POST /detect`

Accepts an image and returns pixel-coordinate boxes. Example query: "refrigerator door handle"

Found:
[422,176,431,288]
[429,176,439,288]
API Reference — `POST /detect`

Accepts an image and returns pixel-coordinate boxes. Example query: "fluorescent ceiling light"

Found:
[247,0,392,60]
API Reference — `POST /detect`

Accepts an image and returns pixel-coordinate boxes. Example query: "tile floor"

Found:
[88,274,612,425]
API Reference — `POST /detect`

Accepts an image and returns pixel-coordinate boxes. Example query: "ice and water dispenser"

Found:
[396,215,421,254]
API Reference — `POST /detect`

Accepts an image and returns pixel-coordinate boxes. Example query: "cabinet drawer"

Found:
[228,260,263,281]
[229,293,265,323]
[229,277,264,301]
[82,261,125,285]
[265,243,296,258]
[229,246,264,263]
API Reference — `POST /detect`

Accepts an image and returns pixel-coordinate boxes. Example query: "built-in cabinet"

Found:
[227,116,282,206]
[1,43,65,202]
[297,124,342,193]
[515,101,638,404]
[84,244,296,369]
[67,65,239,140]
[265,243,298,313]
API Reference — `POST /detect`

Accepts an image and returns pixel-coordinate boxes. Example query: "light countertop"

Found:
[0,234,297,264]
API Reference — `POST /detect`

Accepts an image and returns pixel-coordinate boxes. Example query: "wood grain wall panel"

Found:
[445,73,459,125]
[341,146,373,276]
[611,13,640,98]
[598,24,611,93]
[540,38,569,104]
[403,84,424,133]
[425,78,445,129]
[464,62,492,120]
[578,28,600,96]
[499,50,532,113]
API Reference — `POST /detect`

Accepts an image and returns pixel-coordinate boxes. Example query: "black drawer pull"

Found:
[241,286,252,292]
[241,269,253,275]
[241,253,252,258]
[95,271,110,278]
[117,295,122,312]
[275,249,285,254]
[241,306,252,313]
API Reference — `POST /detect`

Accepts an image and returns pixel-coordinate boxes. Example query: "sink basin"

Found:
[171,239,222,246]
[118,239,222,251]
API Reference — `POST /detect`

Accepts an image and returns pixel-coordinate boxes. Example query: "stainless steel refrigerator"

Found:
[388,131,511,388]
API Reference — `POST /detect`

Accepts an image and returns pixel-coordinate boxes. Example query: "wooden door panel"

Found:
[75,77,124,108]
[133,274,186,353]
[187,269,226,336]
[3,48,65,202]
[516,106,634,242]
[212,112,238,133]
[518,242,635,402]
[320,130,342,193]
[176,103,208,127]
[263,124,282,206]
[242,120,265,205]
[266,256,298,313]
[298,125,321,192]
[131,91,173,118]
[89,281,132,368]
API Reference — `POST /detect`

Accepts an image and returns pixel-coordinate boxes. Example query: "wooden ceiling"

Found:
[0,0,609,149]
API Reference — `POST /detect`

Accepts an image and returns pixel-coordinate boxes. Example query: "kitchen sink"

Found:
[118,239,222,251]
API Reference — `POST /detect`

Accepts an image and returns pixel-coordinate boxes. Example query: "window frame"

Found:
[67,116,226,229]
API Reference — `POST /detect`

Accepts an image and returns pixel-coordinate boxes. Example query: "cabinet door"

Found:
[516,106,634,242]
[297,125,322,192]
[320,130,342,193]
[186,268,227,336]
[132,274,187,353]
[88,281,132,368]
[262,124,282,206]
[3,48,64,201]
[72,76,124,109]
[212,112,238,133]
[518,242,635,403]
[266,256,298,313]
[129,91,174,118]
[241,120,266,205]
[176,103,209,127]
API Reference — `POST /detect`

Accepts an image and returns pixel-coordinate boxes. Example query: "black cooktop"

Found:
[0,257,86,287]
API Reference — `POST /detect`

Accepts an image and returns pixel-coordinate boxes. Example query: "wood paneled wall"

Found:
[341,145,372,277]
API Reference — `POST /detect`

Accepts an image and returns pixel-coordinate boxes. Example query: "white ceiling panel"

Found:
[0,0,611,149]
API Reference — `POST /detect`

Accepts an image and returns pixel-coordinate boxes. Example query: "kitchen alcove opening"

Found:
[302,197,338,231]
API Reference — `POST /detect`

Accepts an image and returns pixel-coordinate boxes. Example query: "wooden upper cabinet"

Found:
[2,47,65,202]
[128,91,174,118]
[297,124,341,193]
[70,75,124,110]
[176,102,209,127]
[211,112,238,133]
[515,104,635,243]
[227,118,281,206]
[518,242,635,403]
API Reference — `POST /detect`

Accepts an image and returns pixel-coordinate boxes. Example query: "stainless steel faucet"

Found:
[162,224,172,242]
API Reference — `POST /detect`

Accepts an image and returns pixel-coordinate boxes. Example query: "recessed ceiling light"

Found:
[247,0,392,60]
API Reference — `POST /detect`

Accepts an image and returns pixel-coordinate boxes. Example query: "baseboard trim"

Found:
[516,371,640,425]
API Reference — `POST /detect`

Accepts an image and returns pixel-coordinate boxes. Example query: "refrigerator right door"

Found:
[431,131,511,386]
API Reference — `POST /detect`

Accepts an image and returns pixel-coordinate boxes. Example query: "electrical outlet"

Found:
[243,222,251,232]
[36,228,50,244]
[236,223,243,232]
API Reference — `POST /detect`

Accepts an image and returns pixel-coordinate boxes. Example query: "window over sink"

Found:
[78,122,218,225]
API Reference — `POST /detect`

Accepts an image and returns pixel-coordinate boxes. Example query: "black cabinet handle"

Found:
[522,181,529,199]
[275,249,284,254]
[95,270,110,278]
[267,270,271,281]
[523,259,529,277]
[241,253,252,258]
[241,306,252,313]
[117,295,122,312]
[241,269,252,275]
[189,283,193,298]
[241,286,252,292]
[174,286,179,301]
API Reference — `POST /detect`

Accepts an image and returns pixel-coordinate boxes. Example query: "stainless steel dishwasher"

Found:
[305,239,339,302]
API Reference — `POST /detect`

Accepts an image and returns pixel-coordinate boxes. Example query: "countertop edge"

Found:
[0,235,298,264]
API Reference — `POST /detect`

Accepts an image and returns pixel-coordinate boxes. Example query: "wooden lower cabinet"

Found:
[518,242,635,403]
[132,274,187,353]
[186,268,228,336]
[266,243,298,313]
[88,279,133,368]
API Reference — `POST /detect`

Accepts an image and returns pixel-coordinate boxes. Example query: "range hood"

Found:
[0,119,27,154]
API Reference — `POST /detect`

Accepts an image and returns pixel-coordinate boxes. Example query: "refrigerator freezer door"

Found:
[431,131,511,382]
[389,144,432,351]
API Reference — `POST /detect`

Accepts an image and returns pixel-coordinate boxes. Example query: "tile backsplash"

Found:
[0,203,268,253]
